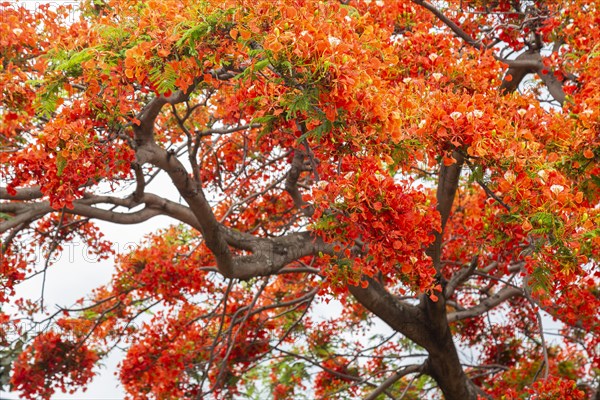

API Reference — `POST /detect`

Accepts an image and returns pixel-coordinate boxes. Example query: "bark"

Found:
[500,51,566,105]
[420,152,475,399]
[350,276,479,400]
[425,333,481,400]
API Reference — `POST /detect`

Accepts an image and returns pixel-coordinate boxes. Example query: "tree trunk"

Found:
[425,327,479,399]
[350,281,478,399]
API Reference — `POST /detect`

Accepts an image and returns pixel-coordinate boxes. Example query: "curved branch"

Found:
[285,146,315,217]
[0,203,52,232]
[0,193,201,234]
[445,255,478,298]
[69,203,165,225]
[145,141,236,276]
[412,0,483,49]
[348,277,434,350]
[447,286,522,322]
[81,193,201,229]
[364,364,424,400]
[499,52,565,104]
[131,163,146,202]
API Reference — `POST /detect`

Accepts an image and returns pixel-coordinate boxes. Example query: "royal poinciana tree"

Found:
[0,0,599,398]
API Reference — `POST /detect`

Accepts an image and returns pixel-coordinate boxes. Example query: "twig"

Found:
[463,156,512,212]
[524,292,550,382]
[40,208,66,310]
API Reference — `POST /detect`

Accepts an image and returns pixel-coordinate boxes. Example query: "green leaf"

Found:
[583,228,600,239]
[235,57,271,81]
[54,48,94,74]
[252,114,277,140]
[82,310,98,319]
[253,58,271,72]
[176,22,212,53]
[529,266,551,293]
[251,115,276,125]
[98,25,129,42]
[468,164,484,183]
[175,8,235,56]
[149,62,178,94]
[56,153,68,177]
[35,78,64,118]
[530,211,563,233]
[298,119,332,142]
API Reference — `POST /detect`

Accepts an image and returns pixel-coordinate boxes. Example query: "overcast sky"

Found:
[1,215,174,399]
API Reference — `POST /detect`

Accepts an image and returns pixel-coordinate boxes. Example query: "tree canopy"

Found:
[1,0,599,398]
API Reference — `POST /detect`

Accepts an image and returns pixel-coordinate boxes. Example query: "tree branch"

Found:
[364,364,424,400]
[412,0,483,49]
[145,141,236,276]
[0,186,43,200]
[412,1,567,104]
[285,147,315,218]
[0,193,200,234]
[447,286,522,322]
[445,255,478,298]
[348,277,435,350]
[427,151,464,272]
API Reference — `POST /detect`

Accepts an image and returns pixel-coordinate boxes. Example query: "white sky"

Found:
[1,215,174,399]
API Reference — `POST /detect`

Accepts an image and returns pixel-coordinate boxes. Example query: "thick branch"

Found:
[447,286,522,322]
[131,163,146,202]
[427,151,464,271]
[0,186,43,200]
[134,97,168,143]
[0,193,200,234]
[284,147,315,217]
[349,278,435,350]
[364,364,424,400]
[535,66,566,105]
[139,126,335,279]
[499,50,541,94]
[221,228,335,280]
[133,81,199,148]
[499,51,565,104]
[501,52,565,104]
[0,203,53,232]
[130,84,239,277]
[144,141,236,276]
